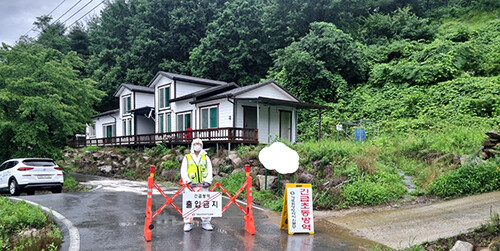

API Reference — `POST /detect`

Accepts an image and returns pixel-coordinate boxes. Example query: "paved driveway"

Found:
[9,174,375,251]
[328,190,500,249]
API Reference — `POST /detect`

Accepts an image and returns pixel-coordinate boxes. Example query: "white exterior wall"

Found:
[135,92,154,109]
[93,114,118,138]
[196,98,234,129]
[237,84,296,101]
[136,115,155,135]
[153,77,174,133]
[171,99,195,130]
[176,80,210,97]
[119,89,133,137]
[235,100,295,144]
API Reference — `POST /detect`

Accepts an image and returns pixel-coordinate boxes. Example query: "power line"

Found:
[66,0,106,29]
[47,0,68,16]
[22,0,68,36]
[61,0,95,25]
[52,0,84,24]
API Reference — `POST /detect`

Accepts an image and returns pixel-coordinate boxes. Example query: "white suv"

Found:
[0,158,64,195]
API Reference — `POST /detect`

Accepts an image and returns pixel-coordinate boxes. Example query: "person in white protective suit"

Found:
[180,138,213,232]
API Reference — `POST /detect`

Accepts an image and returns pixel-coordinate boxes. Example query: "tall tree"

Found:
[269,22,366,103]
[34,15,70,53]
[189,0,269,84]
[0,43,103,160]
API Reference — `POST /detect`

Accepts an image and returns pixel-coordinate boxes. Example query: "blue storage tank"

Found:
[354,129,366,141]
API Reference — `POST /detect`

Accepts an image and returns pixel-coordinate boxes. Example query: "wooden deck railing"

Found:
[68,127,258,148]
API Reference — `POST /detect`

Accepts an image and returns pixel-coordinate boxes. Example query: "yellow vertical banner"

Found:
[280,183,314,235]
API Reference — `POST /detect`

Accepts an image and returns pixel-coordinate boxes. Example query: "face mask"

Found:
[193,145,202,152]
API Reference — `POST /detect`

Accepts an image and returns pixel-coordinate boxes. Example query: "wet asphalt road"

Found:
[9,174,377,251]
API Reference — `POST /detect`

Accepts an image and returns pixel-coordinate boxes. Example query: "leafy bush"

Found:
[428,158,500,198]
[163,159,180,170]
[145,144,171,156]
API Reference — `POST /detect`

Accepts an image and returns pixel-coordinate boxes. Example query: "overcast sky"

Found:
[0,0,105,46]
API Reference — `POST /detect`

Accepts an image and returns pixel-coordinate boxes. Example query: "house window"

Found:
[167,114,171,132]
[201,106,218,129]
[159,113,171,133]
[122,120,127,135]
[122,119,132,136]
[103,124,115,138]
[159,114,164,133]
[123,96,132,114]
[159,86,170,109]
[177,112,191,131]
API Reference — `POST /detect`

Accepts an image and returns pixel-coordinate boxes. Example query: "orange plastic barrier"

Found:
[144,165,255,241]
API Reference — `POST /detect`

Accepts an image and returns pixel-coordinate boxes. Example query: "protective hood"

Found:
[190,138,204,153]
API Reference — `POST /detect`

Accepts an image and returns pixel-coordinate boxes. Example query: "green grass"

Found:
[0,197,62,250]
[81,145,100,152]
[63,176,84,192]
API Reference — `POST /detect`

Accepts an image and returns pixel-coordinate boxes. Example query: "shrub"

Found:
[428,158,500,198]
[163,159,180,170]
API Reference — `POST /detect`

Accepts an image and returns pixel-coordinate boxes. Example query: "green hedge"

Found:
[428,158,500,198]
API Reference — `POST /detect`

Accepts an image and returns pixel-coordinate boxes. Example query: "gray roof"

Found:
[113,83,154,97]
[92,109,119,119]
[172,82,239,102]
[193,80,301,103]
[148,71,227,87]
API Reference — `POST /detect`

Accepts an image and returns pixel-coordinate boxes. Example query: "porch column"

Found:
[257,101,260,142]
[292,107,296,143]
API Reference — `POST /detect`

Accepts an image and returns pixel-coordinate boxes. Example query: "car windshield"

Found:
[22,160,56,167]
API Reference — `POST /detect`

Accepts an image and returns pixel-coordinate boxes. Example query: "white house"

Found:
[80,72,326,148]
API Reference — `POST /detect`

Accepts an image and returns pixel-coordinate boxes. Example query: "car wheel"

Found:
[27,190,35,195]
[9,179,20,196]
[52,186,62,193]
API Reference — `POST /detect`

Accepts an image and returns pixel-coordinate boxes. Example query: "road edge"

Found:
[10,197,80,251]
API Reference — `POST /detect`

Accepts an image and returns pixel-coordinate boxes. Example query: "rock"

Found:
[123,157,132,166]
[450,240,473,251]
[231,168,244,175]
[112,161,120,168]
[459,155,468,166]
[211,158,222,168]
[257,175,277,191]
[213,175,222,181]
[162,154,173,161]
[482,139,499,147]
[232,157,243,168]
[176,155,185,162]
[297,172,314,183]
[331,177,347,187]
[98,165,112,173]
[486,130,500,139]
[249,166,259,178]
[484,148,500,155]
[212,167,220,176]
[161,169,178,181]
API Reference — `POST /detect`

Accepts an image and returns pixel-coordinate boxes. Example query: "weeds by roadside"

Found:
[0,197,62,250]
